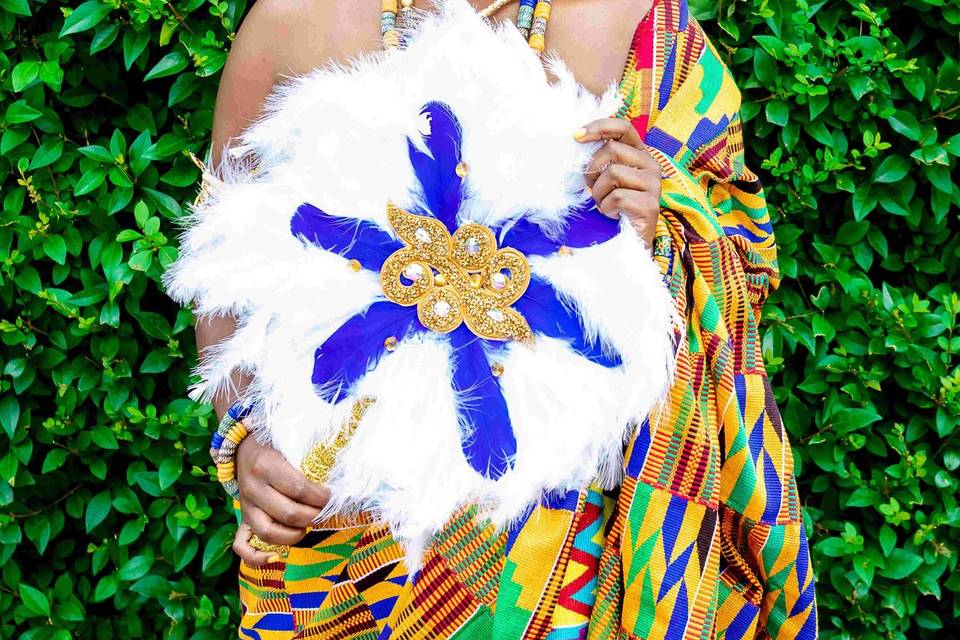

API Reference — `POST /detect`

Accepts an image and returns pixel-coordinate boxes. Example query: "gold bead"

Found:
[490,362,504,377]
[557,245,574,257]
[384,336,398,352]
[383,30,400,48]
[469,273,483,288]
[529,33,546,52]
[455,162,470,177]
[348,259,362,272]
[434,273,447,286]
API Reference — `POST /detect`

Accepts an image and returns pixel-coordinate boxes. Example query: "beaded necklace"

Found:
[381,0,554,53]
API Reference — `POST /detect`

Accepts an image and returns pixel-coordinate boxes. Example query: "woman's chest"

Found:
[287,0,651,99]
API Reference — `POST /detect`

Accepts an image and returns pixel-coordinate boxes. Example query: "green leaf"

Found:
[0,396,20,438]
[77,144,114,163]
[74,167,108,196]
[43,235,67,265]
[5,100,42,124]
[92,574,118,602]
[118,555,153,581]
[765,100,789,126]
[158,456,182,490]
[880,548,924,580]
[873,156,910,183]
[41,449,68,473]
[19,584,51,617]
[830,407,882,435]
[85,490,112,532]
[144,51,189,81]
[29,139,63,170]
[11,61,40,91]
[122,29,151,70]
[887,110,921,141]
[60,1,112,37]
[0,0,31,16]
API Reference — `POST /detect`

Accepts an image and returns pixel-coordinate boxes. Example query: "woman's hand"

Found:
[231,435,330,565]
[575,118,661,252]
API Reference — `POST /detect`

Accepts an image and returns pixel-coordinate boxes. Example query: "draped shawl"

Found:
[233,1,818,638]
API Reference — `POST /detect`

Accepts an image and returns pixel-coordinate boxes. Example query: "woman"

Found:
[197,0,817,638]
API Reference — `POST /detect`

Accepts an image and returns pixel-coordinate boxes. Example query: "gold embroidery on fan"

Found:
[379,203,534,343]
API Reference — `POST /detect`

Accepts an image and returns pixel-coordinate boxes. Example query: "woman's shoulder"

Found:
[236,0,381,77]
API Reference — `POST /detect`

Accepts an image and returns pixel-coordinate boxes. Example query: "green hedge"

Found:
[0,0,956,638]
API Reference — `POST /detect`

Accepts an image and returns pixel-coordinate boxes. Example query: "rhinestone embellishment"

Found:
[380,203,533,342]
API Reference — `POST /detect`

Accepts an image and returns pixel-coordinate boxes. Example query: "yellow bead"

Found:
[533,2,551,19]
[384,336,398,352]
[469,273,483,288]
[434,273,447,286]
[455,162,470,177]
[383,30,400,48]
[348,259,362,272]
[382,0,398,11]
[490,362,504,377]
[557,245,574,257]
[529,33,545,52]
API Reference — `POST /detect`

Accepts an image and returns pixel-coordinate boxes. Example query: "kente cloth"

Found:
[230,0,817,638]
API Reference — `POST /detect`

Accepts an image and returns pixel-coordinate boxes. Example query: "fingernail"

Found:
[267,555,281,563]
[573,127,587,140]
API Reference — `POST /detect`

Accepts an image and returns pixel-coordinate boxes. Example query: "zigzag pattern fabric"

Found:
[234,0,817,637]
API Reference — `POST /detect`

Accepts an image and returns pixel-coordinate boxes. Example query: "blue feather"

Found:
[499,200,621,256]
[514,277,622,368]
[448,326,516,479]
[407,102,465,231]
[312,302,423,403]
[291,203,402,271]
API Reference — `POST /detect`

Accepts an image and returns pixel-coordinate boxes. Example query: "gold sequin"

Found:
[557,245,574,257]
[380,203,533,343]
[491,362,505,377]
[348,259,362,272]
[384,336,399,351]
[455,161,470,177]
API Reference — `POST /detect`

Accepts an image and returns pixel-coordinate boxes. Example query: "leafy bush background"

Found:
[0,0,956,637]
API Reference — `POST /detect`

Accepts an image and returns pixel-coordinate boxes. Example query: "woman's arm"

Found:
[202,0,335,566]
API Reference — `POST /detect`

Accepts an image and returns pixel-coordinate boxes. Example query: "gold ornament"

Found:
[380,203,533,343]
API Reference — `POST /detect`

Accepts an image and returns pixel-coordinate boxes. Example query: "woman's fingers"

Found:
[266,462,331,509]
[242,501,308,545]
[598,188,659,249]
[574,117,644,149]
[255,483,323,529]
[591,165,657,214]
[237,434,331,509]
[584,140,652,189]
[232,521,276,567]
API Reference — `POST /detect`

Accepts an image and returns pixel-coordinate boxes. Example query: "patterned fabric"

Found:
[233,0,817,638]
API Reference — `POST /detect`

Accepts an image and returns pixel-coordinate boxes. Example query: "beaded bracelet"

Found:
[209,404,252,501]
